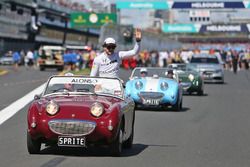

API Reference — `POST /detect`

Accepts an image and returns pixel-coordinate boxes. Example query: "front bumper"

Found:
[133,91,177,106]
[203,73,224,83]
[39,64,64,69]
[28,117,119,146]
[181,81,202,93]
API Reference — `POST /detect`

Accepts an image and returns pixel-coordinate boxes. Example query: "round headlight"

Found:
[160,82,168,91]
[90,102,104,117]
[188,74,195,81]
[135,81,143,90]
[46,101,59,116]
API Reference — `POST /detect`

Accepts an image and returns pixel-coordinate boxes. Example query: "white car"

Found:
[0,55,13,65]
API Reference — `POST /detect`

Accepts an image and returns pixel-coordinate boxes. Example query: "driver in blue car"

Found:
[166,69,174,79]
[90,28,142,78]
[140,68,148,77]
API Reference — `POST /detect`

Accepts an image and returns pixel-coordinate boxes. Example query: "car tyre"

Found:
[173,96,182,111]
[57,67,64,71]
[110,128,123,156]
[123,111,135,149]
[123,128,133,149]
[27,132,41,154]
[197,89,204,96]
[40,66,45,71]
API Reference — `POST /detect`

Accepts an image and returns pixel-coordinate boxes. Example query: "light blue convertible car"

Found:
[125,67,183,111]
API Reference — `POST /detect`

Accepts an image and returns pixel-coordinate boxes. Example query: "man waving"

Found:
[90,28,142,78]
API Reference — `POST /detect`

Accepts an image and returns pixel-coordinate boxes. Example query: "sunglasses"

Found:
[106,45,116,50]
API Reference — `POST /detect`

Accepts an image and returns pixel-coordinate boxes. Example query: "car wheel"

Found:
[57,67,64,71]
[40,66,45,71]
[123,128,134,149]
[110,128,123,156]
[27,132,41,154]
[197,89,204,96]
[180,99,183,110]
[173,96,181,111]
[123,111,135,149]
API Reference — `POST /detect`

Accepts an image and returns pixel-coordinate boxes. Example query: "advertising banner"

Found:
[162,24,250,33]
[162,24,201,33]
[200,24,249,33]
[70,13,117,28]
[172,2,245,9]
[116,1,169,9]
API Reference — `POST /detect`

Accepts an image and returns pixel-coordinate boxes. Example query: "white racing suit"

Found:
[90,42,140,78]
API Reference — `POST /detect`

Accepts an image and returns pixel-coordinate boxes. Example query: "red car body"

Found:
[27,76,135,156]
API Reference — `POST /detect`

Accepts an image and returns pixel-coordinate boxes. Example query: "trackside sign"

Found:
[116,1,169,9]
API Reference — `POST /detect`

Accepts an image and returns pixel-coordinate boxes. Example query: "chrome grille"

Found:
[181,82,192,89]
[139,92,164,99]
[203,71,214,74]
[48,120,96,136]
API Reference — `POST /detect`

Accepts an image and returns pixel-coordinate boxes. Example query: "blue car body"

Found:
[125,67,183,110]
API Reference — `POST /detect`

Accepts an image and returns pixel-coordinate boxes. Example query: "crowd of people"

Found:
[2,50,38,70]
[121,48,250,72]
[3,44,250,74]
[62,50,97,71]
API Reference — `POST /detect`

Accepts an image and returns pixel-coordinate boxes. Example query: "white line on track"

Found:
[0,83,46,125]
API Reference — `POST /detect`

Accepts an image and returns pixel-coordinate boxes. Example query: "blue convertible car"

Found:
[125,67,183,111]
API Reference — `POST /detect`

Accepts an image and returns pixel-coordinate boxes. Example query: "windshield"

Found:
[39,48,64,60]
[190,56,219,64]
[44,76,123,99]
[131,68,168,78]
[168,64,187,71]
[168,64,199,74]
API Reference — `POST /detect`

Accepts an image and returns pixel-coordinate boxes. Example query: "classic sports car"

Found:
[125,67,182,111]
[0,55,13,65]
[189,53,224,83]
[27,76,135,156]
[38,45,65,71]
[167,63,204,95]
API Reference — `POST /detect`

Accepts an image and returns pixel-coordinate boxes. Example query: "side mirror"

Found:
[34,94,40,100]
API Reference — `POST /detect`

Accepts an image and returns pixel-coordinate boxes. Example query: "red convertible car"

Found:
[27,76,135,156]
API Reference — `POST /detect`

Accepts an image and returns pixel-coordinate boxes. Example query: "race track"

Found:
[0,67,250,167]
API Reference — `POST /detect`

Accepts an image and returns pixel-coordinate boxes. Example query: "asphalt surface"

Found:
[0,66,58,110]
[1,66,250,167]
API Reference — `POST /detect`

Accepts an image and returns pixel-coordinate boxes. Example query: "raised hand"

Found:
[135,28,142,42]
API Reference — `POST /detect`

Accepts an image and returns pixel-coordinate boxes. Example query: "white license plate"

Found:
[142,99,160,105]
[58,136,86,147]
[45,60,55,65]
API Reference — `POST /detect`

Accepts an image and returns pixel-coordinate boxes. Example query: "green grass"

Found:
[67,68,91,75]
